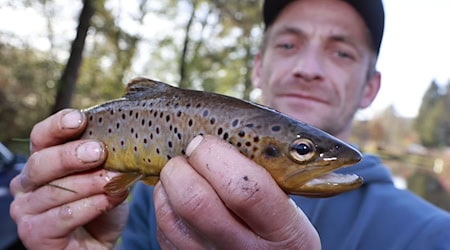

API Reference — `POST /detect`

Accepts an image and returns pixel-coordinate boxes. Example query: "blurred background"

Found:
[0,0,449,248]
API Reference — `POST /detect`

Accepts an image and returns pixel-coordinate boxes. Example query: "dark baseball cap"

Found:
[263,0,385,54]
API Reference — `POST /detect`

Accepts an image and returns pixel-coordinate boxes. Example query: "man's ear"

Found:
[252,53,263,88]
[359,71,381,109]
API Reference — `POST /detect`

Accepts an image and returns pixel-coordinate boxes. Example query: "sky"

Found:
[360,0,450,119]
[0,0,449,119]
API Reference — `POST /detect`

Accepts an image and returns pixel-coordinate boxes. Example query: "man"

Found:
[9,0,450,249]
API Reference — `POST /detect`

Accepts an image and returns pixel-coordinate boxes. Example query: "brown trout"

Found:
[81,77,363,197]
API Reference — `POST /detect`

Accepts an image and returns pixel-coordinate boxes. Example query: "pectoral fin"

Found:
[104,173,143,195]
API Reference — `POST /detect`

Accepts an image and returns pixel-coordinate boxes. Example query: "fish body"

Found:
[81,77,363,197]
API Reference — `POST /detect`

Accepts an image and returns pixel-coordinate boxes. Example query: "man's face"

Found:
[253,0,381,140]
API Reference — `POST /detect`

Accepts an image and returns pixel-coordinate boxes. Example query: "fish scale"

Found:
[81,77,363,197]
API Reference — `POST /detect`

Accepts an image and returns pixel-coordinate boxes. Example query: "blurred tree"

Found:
[147,0,262,99]
[415,80,450,147]
[51,0,96,113]
[0,43,61,147]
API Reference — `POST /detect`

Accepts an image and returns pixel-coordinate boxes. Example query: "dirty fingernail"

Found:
[185,135,204,157]
[61,110,83,129]
[76,141,103,163]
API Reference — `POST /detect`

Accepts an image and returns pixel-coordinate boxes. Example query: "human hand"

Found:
[154,135,321,249]
[9,109,129,250]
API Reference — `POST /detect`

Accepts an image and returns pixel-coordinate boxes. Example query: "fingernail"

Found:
[61,110,83,129]
[76,141,103,163]
[185,135,204,157]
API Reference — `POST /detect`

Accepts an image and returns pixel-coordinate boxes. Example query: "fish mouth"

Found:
[299,172,364,197]
[282,155,363,197]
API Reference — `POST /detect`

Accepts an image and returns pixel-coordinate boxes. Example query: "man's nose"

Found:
[292,47,324,81]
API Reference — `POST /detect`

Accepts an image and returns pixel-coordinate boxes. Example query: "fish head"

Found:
[252,119,363,197]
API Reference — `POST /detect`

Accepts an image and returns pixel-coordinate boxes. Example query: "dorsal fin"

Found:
[123,77,172,100]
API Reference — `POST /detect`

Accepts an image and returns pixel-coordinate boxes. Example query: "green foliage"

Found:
[0,43,61,143]
[415,80,450,148]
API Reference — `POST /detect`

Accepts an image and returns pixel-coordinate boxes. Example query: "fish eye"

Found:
[289,138,316,162]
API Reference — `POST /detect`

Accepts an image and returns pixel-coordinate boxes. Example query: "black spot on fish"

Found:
[122,114,126,120]
[237,142,242,147]
[210,117,216,125]
[174,127,178,133]
[131,128,134,134]
[263,145,280,157]
[160,112,164,118]
[156,127,160,134]
[147,158,152,163]
[150,133,154,140]
[134,146,138,152]
[188,119,193,127]
[89,115,93,121]
[202,110,209,117]
[238,131,245,137]
[217,127,223,135]
[144,138,148,144]
[174,103,179,109]
[110,110,114,115]
[232,119,239,127]
[154,111,158,118]
[245,123,254,128]
[223,132,229,140]
[166,115,170,122]
[148,120,152,127]
[271,125,281,132]
[108,128,112,134]
[246,141,252,147]
[135,112,139,119]
[168,141,173,148]
[112,147,116,152]
[196,103,202,108]
[186,103,191,108]
[156,148,160,154]
[98,117,103,124]
[135,133,139,139]
[169,124,173,131]
[141,119,145,126]
[120,140,125,147]
[88,130,93,136]
[243,176,248,181]
[253,136,260,143]
[177,133,182,140]
[177,111,182,117]
[129,110,133,117]
[167,155,172,160]
[181,149,186,155]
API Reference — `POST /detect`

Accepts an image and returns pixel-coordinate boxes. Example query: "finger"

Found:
[154,182,208,249]
[10,139,106,194]
[185,135,315,243]
[14,192,128,247]
[30,109,87,153]
[157,156,258,248]
[10,169,120,218]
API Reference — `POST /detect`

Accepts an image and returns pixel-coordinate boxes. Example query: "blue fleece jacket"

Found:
[119,154,450,249]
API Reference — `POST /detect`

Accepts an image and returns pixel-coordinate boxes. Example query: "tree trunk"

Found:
[51,0,95,113]
[178,2,196,88]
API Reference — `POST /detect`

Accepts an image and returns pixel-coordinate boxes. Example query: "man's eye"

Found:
[277,43,295,50]
[335,50,354,60]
